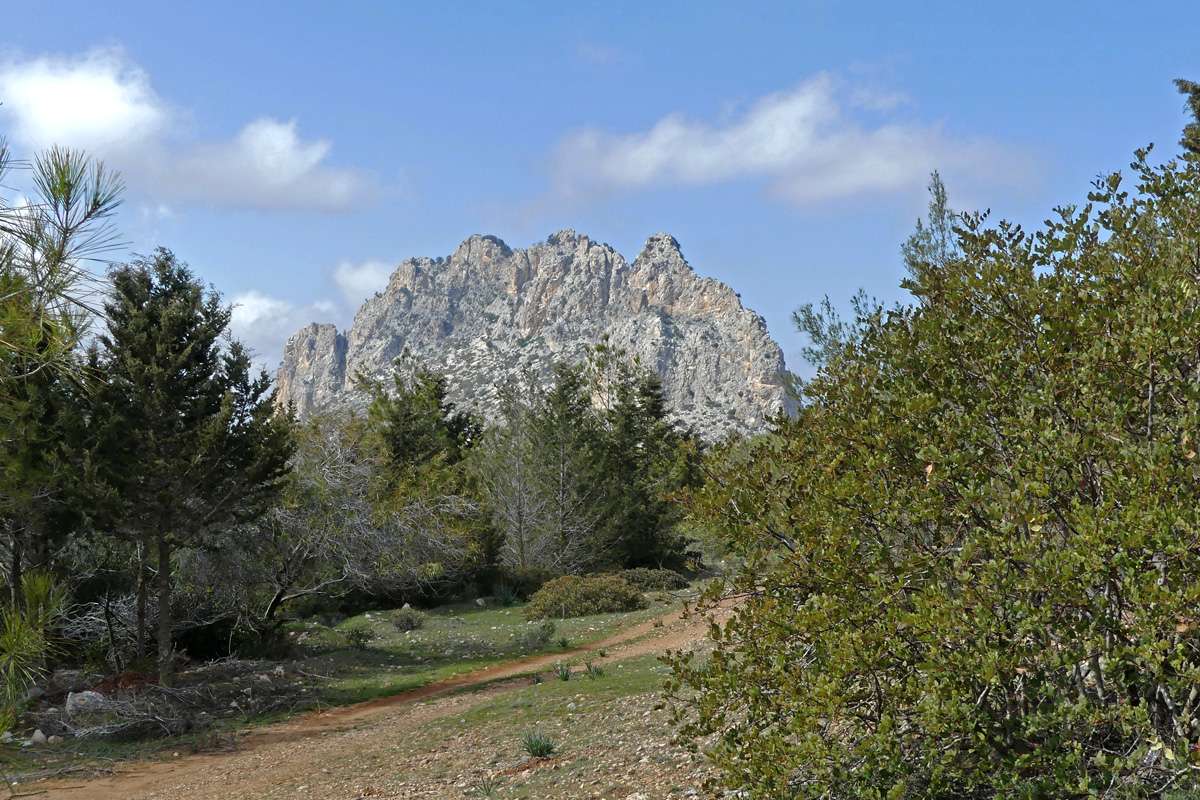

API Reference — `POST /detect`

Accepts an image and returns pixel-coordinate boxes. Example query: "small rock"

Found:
[402,602,412,610]
[29,730,46,746]
[475,598,487,607]
[46,735,62,745]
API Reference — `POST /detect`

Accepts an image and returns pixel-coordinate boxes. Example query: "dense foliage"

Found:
[477,350,702,577]
[669,87,1200,798]
[524,574,647,620]
[616,567,689,592]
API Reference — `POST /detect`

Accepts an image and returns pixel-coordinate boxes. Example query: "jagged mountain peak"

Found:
[277,231,795,439]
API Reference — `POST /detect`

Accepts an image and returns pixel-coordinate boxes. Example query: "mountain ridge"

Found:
[276,230,796,439]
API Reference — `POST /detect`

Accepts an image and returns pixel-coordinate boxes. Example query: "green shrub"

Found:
[523,575,646,620]
[390,607,425,632]
[618,567,688,591]
[667,112,1200,799]
[554,662,571,681]
[584,660,604,679]
[520,729,556,758]
[517,620,556,650]
[340,620,375,650]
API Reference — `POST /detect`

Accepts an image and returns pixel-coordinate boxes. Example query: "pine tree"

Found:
[530,362,604,572]
[588,347,698,568]
[475,372,546,571]
[0,145,122,600]
[93,249,292,683]
[361,357,484,586]
[1177,78,1200,155]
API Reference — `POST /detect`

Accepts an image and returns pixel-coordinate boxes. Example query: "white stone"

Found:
[64,690,106,717]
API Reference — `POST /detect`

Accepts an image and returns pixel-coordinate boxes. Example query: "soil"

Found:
[33,602,729,799]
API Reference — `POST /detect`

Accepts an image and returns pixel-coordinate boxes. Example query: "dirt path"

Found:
[36,602,726,800]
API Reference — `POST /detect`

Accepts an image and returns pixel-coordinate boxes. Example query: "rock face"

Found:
[277,230,795,440]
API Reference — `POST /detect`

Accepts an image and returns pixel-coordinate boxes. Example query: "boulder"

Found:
[64,690,107,717]
[47,669,92,696]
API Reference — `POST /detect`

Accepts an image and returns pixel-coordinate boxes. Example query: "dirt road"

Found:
[36,603,725,799]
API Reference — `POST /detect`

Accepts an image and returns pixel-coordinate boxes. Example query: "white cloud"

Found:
[0,49,371,212]
[229,290,338,371]
[553,73,1030,205]
[333,259,393,303]
[0,49,166,154]
[164,118,370,211]
[230,256,393,370]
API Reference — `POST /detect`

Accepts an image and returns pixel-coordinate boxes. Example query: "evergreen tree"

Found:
[0,144,122,600]
[529,362,604,571]
[93,249,292,683]
[0,345,91,603]
[362,357,485,586]
[1177,78,1200,155]
[475,371,546,571]
[588,347,699,569]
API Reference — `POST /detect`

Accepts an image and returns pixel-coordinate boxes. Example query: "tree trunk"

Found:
[263,587,286,625]
[135,542,148,659]
[103,589,123,673]
[156,535,173,686]
[9,531,22,608]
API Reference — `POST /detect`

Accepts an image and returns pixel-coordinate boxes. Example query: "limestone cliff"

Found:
[276,230,795,439]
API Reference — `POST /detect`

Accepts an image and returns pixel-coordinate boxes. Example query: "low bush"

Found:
[517,620,556,650]
[554,662,571,681]
[390,607,425,631]
[523,575,646,620]
[341,620,375,650]
[618,567,688,591]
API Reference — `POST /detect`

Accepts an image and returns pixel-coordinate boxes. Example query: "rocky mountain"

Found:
[276,230,795,440]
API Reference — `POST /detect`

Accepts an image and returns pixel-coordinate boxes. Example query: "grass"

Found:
[291,597,677,706]
[416,654,692,799]
[8,588,699,787]
[450,653,671,730]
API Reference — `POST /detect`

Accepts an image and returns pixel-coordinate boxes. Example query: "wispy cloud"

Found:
[333,259,393,304]
[229,290,339,371]
[0,48,372,212]
[552,73,1032,206]
[231,256,396,370]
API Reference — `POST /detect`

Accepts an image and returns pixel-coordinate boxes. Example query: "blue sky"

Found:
[2,1,1197,371]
